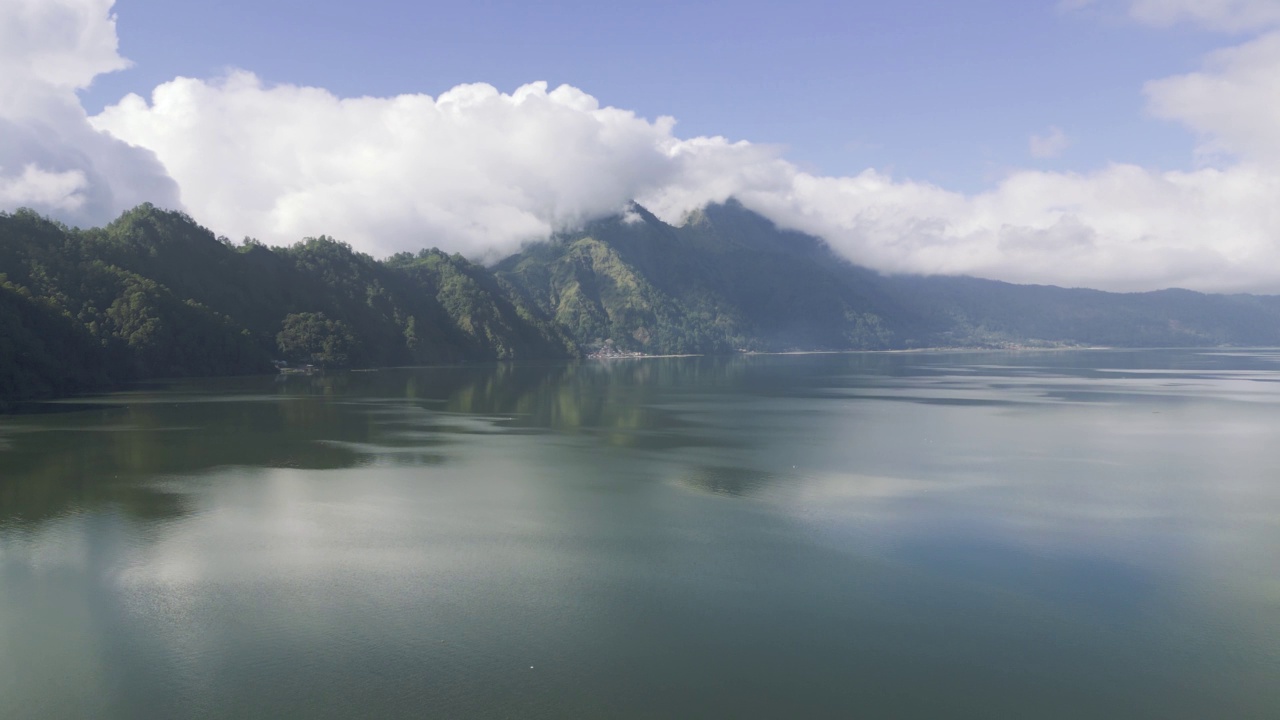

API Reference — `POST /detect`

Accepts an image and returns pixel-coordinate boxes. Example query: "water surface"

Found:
[2,350,1278,718]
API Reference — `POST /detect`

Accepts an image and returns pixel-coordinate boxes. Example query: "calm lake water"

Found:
[2,350,1278,719]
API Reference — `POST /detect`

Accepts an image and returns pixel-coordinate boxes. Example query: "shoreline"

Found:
[588,344,1116,361]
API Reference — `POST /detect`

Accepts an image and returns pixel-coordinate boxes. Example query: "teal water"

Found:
[2,350,1278,718]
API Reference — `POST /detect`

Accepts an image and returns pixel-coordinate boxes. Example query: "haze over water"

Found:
[1,350,1278,719]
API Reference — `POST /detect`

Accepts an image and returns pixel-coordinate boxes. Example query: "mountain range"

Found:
[4,199,1280,405]
[497,199,1280,353]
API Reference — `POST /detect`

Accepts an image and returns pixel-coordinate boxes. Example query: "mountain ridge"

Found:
[4,199,1280,406]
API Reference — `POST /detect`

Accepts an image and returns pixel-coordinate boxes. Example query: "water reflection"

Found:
[2,350,1279,718]
[673,466,784,498]
[6,349,1280,530]
[2,359,768,527]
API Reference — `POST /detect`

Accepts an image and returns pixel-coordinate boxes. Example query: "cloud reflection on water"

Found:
[2,350,1279,717]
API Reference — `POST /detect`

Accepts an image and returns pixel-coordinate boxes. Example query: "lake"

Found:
[2,350,1278,719]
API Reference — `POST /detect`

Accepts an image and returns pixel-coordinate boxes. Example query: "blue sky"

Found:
[83,0,1224,189]
[7,0,1280,292]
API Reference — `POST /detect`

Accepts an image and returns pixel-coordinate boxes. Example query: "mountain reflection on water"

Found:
[2,350,1279,719]
[0,359,750,527]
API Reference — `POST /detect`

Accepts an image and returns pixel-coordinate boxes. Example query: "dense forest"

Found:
[6,200,1280,407]
[0,205,574,406]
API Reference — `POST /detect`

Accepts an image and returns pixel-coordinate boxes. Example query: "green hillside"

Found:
[0,205,574,406]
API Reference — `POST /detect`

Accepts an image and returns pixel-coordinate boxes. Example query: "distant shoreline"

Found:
[588,345,1114,361]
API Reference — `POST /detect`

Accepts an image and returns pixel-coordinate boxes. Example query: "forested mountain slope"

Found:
[495,201,901,354]
[0,205,574,405]
[5,200,1280,406]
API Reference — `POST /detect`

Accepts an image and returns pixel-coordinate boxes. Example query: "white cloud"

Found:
[1146,31,1280,164]
[1063,0,1280,32]
[0,164,87,211]
[1029,126,1070,159]
[92,75,701,258]
[0,0,180,225]
[1129,0,1280,32]
[0,0,128,95]
[737,163,1280,292]
[638,21,1280,293]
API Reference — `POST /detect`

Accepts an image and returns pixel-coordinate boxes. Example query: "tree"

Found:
[276,312,356,367]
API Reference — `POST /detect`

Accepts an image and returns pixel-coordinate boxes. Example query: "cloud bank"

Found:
[8,0,1280,293]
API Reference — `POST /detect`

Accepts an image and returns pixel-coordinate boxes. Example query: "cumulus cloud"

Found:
[0,0,128,92]
[1146,31,1280,164]
[1029,126,1070,159]
[0,164,87,211]
[0,0,180,225]
[93,74,688,259]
